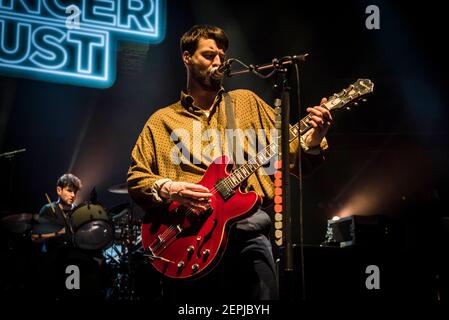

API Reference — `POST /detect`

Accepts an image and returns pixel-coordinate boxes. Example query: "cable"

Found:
[294,62,306,300]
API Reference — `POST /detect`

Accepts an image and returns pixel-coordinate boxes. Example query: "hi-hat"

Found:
[108,183,128,194]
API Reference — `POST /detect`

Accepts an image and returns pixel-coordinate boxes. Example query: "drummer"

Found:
[35,173,82,245]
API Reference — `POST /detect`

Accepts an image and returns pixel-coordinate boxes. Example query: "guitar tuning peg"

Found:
[346,106,351,111]
[362,99,367,102]
[353,102,359,106]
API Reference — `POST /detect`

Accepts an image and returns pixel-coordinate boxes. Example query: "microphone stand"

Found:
[227,55,307,301]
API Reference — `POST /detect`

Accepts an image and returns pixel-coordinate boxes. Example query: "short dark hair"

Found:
[57,173,82,191]
[180,25,229,55]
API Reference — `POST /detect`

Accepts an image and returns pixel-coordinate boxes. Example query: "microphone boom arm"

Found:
[225,54,309,79]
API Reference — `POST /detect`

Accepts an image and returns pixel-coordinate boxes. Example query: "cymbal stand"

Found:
[105,206,139,300]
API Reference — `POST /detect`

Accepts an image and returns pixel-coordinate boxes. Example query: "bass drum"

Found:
[70,204,113,250]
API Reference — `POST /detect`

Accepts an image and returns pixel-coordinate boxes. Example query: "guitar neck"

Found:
[222,107,320,190]
[220,78,373,190]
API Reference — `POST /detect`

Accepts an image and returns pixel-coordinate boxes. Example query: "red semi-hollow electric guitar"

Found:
[141,79,374,279]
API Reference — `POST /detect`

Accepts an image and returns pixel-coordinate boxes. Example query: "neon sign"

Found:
[0,0,165,88]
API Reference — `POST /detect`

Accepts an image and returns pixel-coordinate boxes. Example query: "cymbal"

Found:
[108,182,128,194]
[0,213,38,233]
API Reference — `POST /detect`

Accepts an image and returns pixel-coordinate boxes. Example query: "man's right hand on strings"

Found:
[160,181,212,213]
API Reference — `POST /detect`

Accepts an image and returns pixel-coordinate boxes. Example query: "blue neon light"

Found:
[0,0,166,88]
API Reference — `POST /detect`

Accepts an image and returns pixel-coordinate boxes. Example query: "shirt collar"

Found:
[180,87,225,112]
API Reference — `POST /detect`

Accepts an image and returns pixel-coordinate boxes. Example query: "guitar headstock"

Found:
[324,79,374,111]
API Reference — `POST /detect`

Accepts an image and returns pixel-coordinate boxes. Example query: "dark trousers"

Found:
[162,230,278,301]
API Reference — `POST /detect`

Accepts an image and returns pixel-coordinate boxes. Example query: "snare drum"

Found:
[70,204,113,250]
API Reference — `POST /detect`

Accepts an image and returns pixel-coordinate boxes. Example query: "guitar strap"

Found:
[223,92,240,168]
[223,92,271,234]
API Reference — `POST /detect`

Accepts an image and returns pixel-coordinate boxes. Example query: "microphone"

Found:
[290,53,309,63]
[210,59,233,80]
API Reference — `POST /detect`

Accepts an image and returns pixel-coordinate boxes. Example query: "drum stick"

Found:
[45,193,57,215]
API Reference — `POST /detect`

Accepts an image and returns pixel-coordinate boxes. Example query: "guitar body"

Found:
[141,155,261,279]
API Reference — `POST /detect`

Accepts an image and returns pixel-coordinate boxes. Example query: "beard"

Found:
[190,64,222,91]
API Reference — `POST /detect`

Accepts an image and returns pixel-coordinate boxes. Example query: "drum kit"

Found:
[0,182,153,300]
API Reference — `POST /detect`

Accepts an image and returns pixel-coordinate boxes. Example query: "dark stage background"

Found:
[1,0,448,301]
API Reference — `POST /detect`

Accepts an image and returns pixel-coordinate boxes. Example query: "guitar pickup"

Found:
[215,179,235,200]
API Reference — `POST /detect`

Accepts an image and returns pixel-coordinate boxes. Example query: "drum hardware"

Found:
[109,202,131,221]
[103,203,144,300]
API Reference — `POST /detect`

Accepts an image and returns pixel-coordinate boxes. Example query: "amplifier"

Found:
[324,215,389,247]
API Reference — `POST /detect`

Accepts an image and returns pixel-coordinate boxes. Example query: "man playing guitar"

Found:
[127,25,332,300]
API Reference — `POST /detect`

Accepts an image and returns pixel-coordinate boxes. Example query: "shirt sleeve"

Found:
[127,122,170,209]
